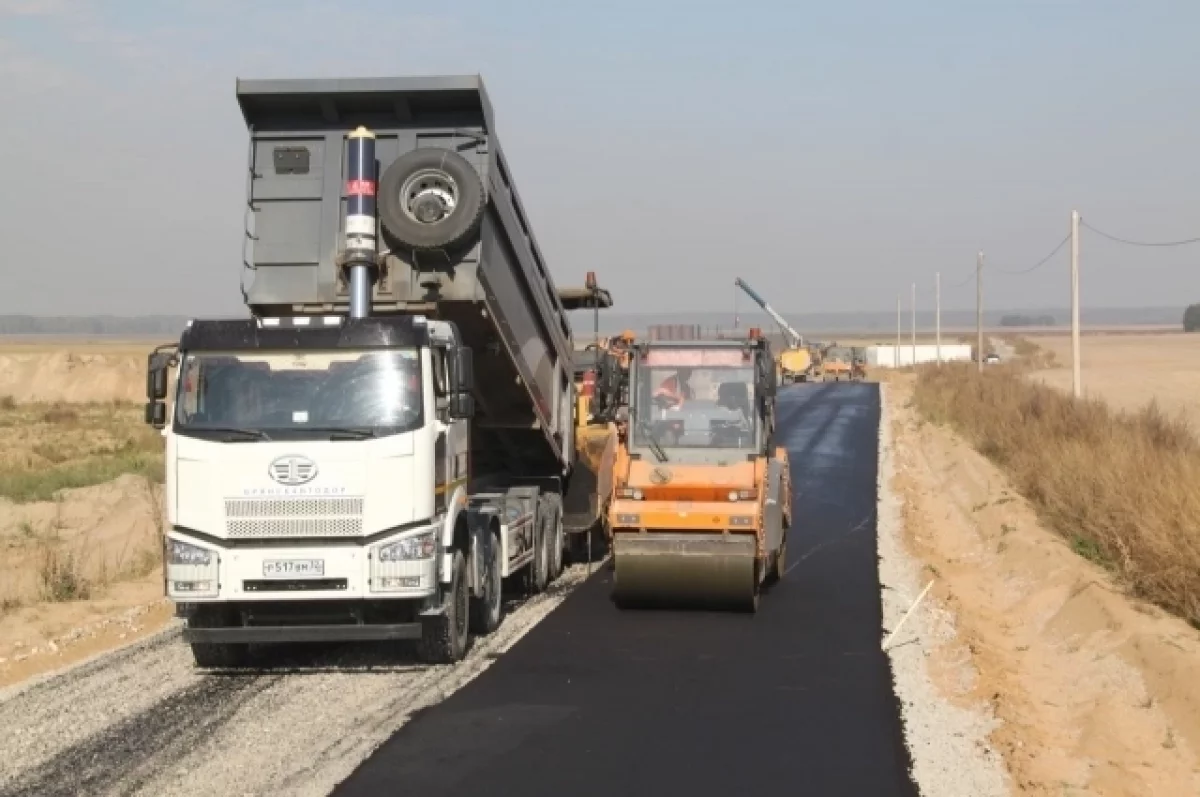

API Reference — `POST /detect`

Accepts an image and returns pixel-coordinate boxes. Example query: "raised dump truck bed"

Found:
[235,75,575,474]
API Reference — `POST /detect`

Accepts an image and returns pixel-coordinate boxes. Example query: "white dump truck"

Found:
[144,75,611,667]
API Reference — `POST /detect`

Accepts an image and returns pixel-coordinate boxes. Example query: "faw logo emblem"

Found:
[268,455,318,486]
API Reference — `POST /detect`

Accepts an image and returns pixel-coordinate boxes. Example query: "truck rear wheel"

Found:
[378,147,485,251]
[418,549,470,663]
[546,495,564,583]
[190,642,249,669]
[530,508,551,594]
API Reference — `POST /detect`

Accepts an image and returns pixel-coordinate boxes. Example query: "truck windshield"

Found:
[631,348,757,450]
[174,349,423,439]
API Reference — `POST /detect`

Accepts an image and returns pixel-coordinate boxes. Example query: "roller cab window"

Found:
[174,349,423,441]
[632,347,758,451]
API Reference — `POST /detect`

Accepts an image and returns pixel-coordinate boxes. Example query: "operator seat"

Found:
[717,381,751,420]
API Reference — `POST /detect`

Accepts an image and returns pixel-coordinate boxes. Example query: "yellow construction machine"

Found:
[559,274,627,565]
[607,327,792,611]
[734,278,817,384]
[821,343,853,381]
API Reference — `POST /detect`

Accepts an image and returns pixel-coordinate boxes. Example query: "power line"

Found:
[1081,218,1200,247]
[991,233,1071,275]
[944,269,976,288]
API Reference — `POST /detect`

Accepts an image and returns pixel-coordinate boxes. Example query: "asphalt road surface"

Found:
[334,382,919,797]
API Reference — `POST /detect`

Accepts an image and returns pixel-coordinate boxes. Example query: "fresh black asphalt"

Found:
[333,382,918,797]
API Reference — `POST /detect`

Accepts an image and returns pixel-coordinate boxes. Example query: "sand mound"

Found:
[0,350,149,404]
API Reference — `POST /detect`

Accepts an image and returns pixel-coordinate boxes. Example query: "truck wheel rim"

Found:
[399,169,458,224]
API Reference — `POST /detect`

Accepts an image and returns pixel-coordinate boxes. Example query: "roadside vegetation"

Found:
[1003,335,1059,370]
[0,398,163,503]
[0,397,164,611]
[913,361,1200,627]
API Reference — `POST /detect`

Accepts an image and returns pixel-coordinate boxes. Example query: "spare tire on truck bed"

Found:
[378,147,485,251]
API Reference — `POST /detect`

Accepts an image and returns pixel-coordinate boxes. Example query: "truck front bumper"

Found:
[183,622,424,644]
[166,526,441,603]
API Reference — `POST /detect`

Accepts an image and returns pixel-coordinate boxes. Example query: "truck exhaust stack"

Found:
[344,126,377,318]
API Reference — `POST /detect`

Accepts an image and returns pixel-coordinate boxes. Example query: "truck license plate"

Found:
[262,559,325,578]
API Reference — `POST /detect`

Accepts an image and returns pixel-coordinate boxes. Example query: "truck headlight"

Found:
[166,538,218,598]
[371,530,437,594]
[169,539,213,566]
[377,531,436,562]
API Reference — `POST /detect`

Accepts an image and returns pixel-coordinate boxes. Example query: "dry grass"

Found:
[0,398,162,503]
[913,362,1200,627]
[1003,334,1059,370]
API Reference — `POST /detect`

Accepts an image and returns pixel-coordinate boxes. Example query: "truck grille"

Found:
[224,497,364,538]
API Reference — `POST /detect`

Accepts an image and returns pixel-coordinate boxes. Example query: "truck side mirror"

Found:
[447,346,474,393]
[144,400,167,428]
[144,350,173,429]
[448,392,475,420]
[146,352,171,401]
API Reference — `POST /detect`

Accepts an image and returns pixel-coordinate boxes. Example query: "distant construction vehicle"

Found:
[821,344,853,381]
[606,327,792,611]
[733,278,818,384]
[850,347,868,380]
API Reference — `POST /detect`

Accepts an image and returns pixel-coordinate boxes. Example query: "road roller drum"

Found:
[611,532,760,611]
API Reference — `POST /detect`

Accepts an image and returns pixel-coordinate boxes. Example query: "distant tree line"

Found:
[1184,305,1200,332]
[999,314,1056,327]
[0,315,193,336]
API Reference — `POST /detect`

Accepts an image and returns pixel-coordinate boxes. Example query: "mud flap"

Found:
[563,425,617,535]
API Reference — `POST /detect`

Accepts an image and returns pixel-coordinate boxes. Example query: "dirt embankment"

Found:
[0,344,167,688]
[889,377,1200,795]
[0,348,149,404]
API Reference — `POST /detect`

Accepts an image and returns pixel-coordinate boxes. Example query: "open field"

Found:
[1025,331,1200,430]
[0,341,169,687]
[0,340,156,404]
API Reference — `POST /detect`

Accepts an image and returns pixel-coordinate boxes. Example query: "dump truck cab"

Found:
[608,330,791,611]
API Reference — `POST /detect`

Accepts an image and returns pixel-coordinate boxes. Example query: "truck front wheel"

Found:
[469,531,503,635]
[418,549,470,664]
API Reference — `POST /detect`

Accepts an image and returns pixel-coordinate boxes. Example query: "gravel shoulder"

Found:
[0,563,596,797]
[876,382,1012,797]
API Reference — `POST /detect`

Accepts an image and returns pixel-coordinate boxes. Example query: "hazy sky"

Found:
[1,0,1197,317]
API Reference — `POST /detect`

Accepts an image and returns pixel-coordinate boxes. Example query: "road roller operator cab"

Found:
[607,329,793,612]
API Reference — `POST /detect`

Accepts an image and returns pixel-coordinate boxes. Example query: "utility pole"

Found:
[935,271,942,365]
[895,294,901,368]
[1070,209,1081,398]
[910,281,917,368]
[976,251,984,373]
